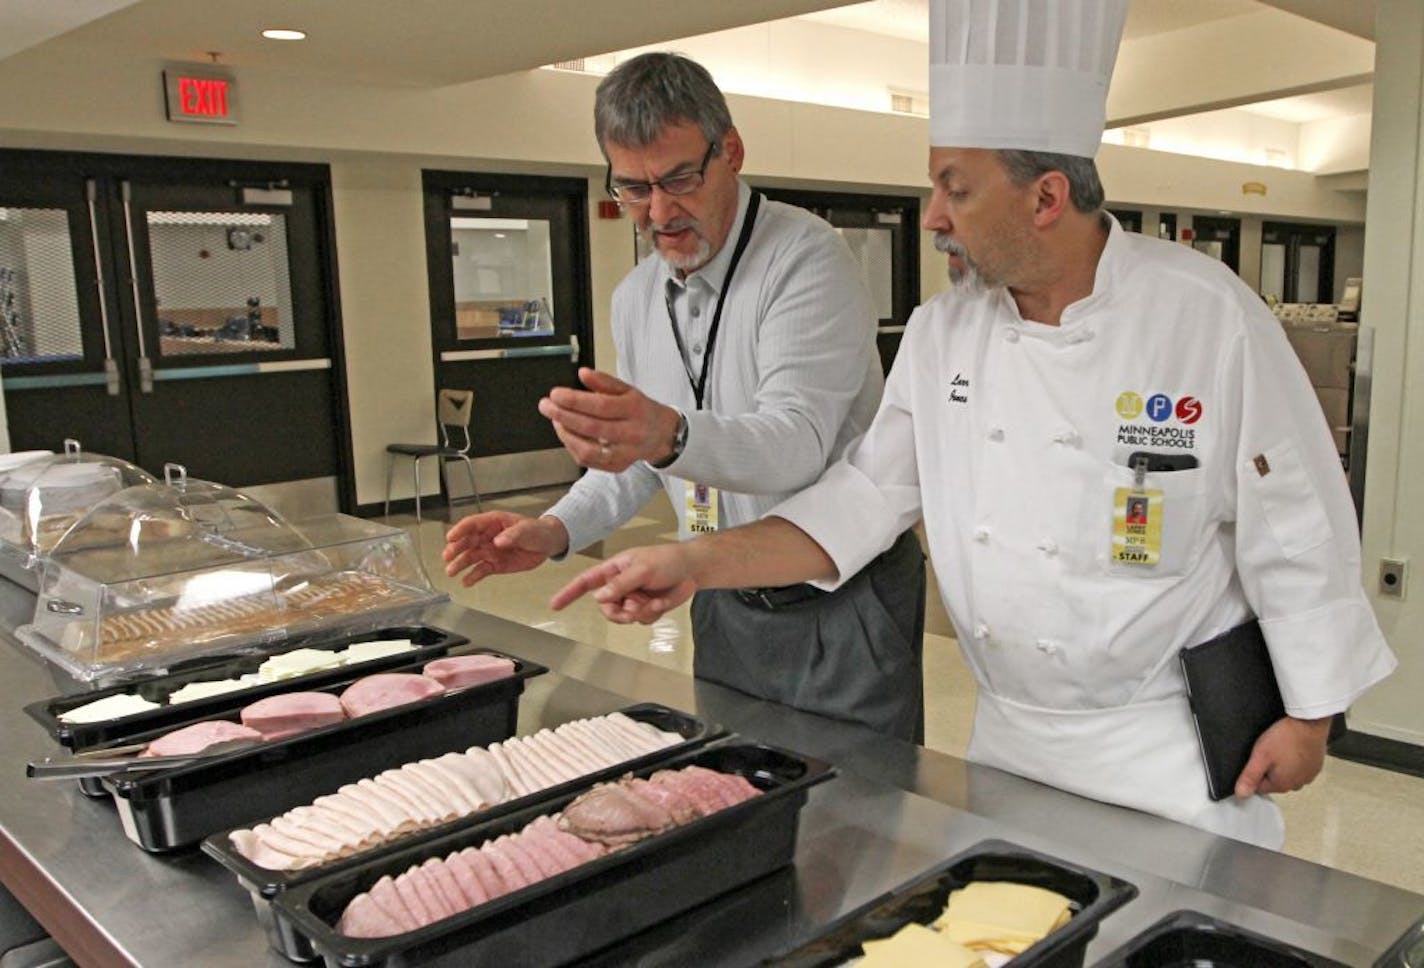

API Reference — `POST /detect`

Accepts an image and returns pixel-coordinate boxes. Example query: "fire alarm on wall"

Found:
[1179,228,1195,243]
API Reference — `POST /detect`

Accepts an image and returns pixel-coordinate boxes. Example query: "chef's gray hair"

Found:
[996,150,1106,213]
[594,52,733,157]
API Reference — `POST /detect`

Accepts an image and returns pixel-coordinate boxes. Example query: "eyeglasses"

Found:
[605,141,719,204]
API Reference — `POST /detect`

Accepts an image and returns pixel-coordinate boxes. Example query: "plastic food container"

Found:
[89,649,545,851]
[1093,910,1354,967]
[25,624,470,796]
[270,741,834,968]
[16,465,444,683]
[0,441,152,590]
[771,839,1138,968]
[202,702,724,962]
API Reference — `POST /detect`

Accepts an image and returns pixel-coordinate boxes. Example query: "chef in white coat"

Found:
[548,0,1397,847]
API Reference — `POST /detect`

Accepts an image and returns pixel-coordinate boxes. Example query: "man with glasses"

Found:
[444,51,927,741]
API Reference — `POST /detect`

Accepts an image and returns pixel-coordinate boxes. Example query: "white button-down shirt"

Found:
[550,182,883,552]
[774,217,1395,845]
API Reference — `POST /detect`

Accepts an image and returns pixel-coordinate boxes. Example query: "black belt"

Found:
[733,583,827,610]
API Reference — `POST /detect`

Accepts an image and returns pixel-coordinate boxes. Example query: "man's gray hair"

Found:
[594,52,733,156]
[996,150,1106,213]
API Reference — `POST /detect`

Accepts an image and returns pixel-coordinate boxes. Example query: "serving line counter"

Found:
[0,585,1418,966]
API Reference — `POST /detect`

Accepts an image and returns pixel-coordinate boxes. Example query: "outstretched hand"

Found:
[1234,714,1332,798]
[443,511,568,587]
[550,544,698,623]
[538,368,680,472]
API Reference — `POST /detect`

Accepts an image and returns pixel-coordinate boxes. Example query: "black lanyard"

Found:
[664,192,762,411]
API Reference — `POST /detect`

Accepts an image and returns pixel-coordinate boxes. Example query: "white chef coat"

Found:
[549,181,883,552]
[773,216,1396,847]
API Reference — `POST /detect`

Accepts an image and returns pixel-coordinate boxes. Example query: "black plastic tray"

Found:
[272,741,835,968]
[1092,910,1353,967]
[1375,911,1424,968]
[202,702,724,962]
[769,839,1138,968]
[98,649,545,851]
[26,624,470,751]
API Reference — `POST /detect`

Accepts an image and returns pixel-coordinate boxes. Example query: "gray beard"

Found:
[934,232,991,294]
[640,220,713,274]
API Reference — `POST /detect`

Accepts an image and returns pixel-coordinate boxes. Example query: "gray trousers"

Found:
[690,529,926,742]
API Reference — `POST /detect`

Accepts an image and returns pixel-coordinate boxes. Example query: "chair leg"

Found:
[384,452,395,519]
[412,456,423,523]
[458,455,482,512]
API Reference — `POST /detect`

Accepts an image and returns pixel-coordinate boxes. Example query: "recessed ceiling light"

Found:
[261,28,307,41]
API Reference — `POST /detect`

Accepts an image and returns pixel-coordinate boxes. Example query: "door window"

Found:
[1261,222,1337,304]
[449,216,555,340]
[146,210,295,356]
[0,207,83,362]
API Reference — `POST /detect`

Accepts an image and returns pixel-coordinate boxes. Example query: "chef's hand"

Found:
[538,368,681,473]
[1234,715,1332,798]
[443,511,569,587]
[550,545,696,623]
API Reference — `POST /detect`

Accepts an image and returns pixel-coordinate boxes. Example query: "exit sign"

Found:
[163,65,238,125]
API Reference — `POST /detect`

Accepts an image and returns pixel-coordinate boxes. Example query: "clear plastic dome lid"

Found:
[47,463,314,583]
[0,440,157,557]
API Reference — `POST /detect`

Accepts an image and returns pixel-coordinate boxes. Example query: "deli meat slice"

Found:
[239,691,345,740]
[335,765,756,939]
[421,654,515,690]
[141,719,263,757]
[339,673,445,718]
[556,782,677,846]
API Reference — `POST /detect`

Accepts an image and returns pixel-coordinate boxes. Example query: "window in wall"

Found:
[1261,222,1336,304]
[0,207,83,363]
[448,217,555,340]
[146,211,296,357]
[1157,213,1177,242]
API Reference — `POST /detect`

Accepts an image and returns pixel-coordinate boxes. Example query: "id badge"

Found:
[682,481,719,539]
[1110,487,1163,565]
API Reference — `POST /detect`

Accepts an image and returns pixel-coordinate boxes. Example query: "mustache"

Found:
[649,216,700,235]
[934,233,965,257]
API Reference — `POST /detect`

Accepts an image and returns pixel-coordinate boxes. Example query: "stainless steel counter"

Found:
[0,587,1418,966]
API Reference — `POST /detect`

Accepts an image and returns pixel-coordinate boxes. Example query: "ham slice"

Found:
[240,691,345,740]
[556,781,677,846]
[140,720,263,757]
[339,673,445,718]
[421,654,515,690]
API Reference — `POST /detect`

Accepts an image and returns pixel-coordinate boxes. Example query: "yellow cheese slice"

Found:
[859,923,988,968]
[932,880,1073,951]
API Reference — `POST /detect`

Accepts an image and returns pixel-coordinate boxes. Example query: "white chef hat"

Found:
[930,0,1128,158]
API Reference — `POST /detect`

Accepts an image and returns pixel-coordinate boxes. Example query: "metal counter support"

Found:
[0,586,1417,966]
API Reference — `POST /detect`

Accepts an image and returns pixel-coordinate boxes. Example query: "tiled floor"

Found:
[399,485,1424,899]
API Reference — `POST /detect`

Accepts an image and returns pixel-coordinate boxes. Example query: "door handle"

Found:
[85,179,120,397]
[119,180,153,394]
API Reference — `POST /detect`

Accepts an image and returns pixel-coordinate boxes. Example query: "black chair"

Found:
[384,389,481,521]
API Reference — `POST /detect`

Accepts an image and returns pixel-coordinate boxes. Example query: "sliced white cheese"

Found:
[337,639,415,665]
[257,647,345,682]
[167,678,249,704]
[58,693,162,723]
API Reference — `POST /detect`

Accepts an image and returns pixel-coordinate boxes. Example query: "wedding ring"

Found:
[598,439,612,464]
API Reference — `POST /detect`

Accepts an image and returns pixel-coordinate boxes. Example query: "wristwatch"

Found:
[650,410,688,469]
